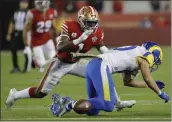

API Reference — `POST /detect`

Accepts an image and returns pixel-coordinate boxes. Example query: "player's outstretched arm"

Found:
[137,57,161,94]
[122,72,148,88]
[137,57,169,102]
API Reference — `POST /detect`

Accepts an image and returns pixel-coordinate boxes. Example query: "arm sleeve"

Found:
[60,21,70,38]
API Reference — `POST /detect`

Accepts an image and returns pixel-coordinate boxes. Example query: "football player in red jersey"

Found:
[23,0,58,72]
[6,6,135,111]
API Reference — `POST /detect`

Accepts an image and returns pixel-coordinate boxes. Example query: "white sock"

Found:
[14,88,31,100]
[114,87,121,103]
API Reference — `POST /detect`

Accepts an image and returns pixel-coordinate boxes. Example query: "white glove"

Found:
[23,46,31,54]
[79,30,93,41]
[73,30,93,45]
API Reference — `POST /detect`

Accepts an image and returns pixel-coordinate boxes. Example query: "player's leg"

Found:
[5,60,71,109]
[62,59,116,116]
[32,45,46,68]
[86,59,116,112]
[43,39,56,60]
[69,59,136,110]
[85,71,100,116]
[68,59,89,78]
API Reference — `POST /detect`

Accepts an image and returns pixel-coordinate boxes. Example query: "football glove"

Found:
[155,80,165,90]
[159,91,169,103]
[73,30,93,45]
[79,29,93,41]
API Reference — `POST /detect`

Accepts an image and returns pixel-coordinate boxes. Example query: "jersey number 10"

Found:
[36,20,52,33]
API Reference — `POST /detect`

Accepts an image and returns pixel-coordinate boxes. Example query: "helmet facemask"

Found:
[83,19,99,31]
[150,49,162,72]
[35,0,50,12]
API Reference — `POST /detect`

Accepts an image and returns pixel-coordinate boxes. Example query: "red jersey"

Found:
[57,20,104,63]
[28,8,57,47]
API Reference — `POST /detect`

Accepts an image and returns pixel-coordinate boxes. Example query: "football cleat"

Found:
[5,88,17,110]
[50,94,72,117]
[115,100,136,111]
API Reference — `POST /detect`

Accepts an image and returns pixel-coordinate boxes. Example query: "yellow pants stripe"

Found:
[101,62,111,101]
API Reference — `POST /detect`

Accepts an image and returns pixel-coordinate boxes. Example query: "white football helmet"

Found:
[34,0,50,12]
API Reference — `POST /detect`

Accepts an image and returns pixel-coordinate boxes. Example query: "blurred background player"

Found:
[50,42,169,117]
[5,6,134,110]
[6,0,29,73]
[23,0,58,72]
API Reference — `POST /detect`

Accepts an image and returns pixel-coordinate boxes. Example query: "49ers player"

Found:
[23,0,57,72]
[6,6,135,110]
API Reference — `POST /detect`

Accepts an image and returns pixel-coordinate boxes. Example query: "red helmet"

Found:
[34,0,50,11]
[78,6,100,32]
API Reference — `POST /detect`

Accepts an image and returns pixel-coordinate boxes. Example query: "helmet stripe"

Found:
[89,6,95,15]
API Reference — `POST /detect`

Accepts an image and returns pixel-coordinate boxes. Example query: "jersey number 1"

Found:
[37,20,52,33]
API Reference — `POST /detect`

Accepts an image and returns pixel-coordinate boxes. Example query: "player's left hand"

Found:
[155,80,165,90]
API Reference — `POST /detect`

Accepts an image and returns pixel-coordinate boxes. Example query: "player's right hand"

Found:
[159,91,169,103]
[23,46,31,55]
[79,30,93,42]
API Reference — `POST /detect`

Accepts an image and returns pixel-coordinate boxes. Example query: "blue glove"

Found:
[159,91,169,103]
[155,80,165,90]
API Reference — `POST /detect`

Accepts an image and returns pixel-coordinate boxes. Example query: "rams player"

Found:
[50,42,169,116]
[6,6,134,111]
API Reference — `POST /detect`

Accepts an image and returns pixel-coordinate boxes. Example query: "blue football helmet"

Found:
[142,41,163,72]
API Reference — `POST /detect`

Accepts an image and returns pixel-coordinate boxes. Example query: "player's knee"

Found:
[104,101,115,112]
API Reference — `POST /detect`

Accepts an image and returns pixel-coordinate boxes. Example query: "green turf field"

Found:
[1,47,171,121]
